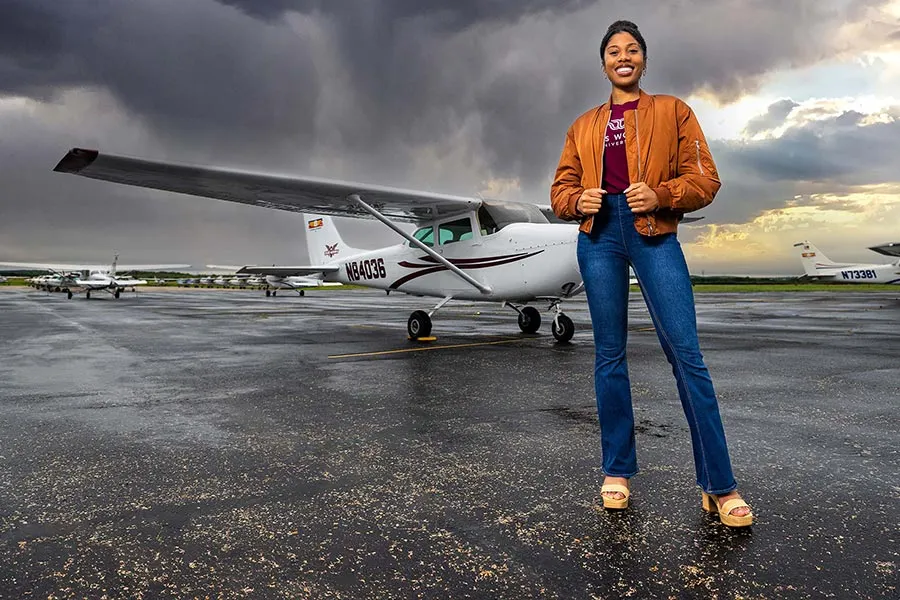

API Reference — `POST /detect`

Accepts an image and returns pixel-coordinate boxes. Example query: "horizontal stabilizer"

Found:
[236,266,340,277]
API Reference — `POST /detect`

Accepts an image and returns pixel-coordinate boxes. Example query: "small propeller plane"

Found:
[51,148,685,340]
[794,241,900,284]
[0,254,191,299]
[205,265,341,297]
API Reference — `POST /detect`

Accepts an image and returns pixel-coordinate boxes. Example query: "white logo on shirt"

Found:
[605,117,626,148]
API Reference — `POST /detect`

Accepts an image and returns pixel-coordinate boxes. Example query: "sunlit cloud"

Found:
[683,188,900,274]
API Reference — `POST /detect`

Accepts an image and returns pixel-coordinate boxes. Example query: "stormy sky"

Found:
[1,0,898,274]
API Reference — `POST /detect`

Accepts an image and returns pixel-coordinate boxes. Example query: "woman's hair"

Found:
[600,20,647,58]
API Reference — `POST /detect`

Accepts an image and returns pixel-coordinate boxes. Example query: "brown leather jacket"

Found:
[550,90,721,236]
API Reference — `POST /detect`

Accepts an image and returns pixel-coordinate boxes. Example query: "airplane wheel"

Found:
[114,290,120,299]
[86,291,91,299]
[552,314,575,343]
[67,291,73,300]
[265,289,271,297]
[299,290,305,297]
[272,290,277,297]
[517,306,541,334]
[408,310,432,338]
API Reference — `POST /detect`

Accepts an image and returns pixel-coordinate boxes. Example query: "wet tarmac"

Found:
[0,286,897,599]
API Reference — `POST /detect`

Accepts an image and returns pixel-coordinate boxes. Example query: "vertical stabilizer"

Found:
[303,214,364,264]
[110,253,119,276]
[793,241,836,276]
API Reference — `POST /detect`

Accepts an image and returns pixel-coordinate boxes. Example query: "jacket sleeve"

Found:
[550,126,585,221]
[652,99,721,213]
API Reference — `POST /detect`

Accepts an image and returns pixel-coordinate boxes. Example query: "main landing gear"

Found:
[407,295,453,339]
[266,288,304,297]
[407,296,576,343]
[506,300,575,343]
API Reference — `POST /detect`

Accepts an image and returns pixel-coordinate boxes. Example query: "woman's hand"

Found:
[577,188,605,215]
[625,182,658,213]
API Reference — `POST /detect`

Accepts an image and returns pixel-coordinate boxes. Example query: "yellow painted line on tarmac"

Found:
[328,338,525,359]
[632,326,656,332]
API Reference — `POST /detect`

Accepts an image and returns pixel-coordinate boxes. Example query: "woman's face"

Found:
[603,32,645,89]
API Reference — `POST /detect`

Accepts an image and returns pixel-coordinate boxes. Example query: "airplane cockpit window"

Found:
[438,218,473,245]
[409,225,434,247]
[479,200,549,233]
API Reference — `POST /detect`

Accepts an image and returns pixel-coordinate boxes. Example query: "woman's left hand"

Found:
[625,182,659,213]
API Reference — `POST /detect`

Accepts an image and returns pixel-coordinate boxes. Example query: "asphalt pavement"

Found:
[0,286,897,598]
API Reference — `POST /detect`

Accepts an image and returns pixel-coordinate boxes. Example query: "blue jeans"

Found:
[576,193,737,494]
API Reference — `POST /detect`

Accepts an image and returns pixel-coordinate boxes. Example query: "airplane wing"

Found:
[869,242,900,258]
[54,148,481,223]
[0,261,189,272]
[236,266,340,277]
[536,205,703,224]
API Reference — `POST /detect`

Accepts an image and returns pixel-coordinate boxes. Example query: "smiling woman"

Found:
[551,19,753,527]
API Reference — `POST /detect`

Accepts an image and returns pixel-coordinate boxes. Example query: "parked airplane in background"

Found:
[205,265,339,296]
[50,148,640,341]
[794,241,900,284]
[0,255,191,299]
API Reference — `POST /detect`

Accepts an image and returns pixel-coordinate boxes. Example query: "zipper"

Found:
[695,140,705,175]
[590,107,612,235]
[636,108,654,235]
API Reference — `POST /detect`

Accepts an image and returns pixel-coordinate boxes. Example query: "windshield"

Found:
[479,201,548,234]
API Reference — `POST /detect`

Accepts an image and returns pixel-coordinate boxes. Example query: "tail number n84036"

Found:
[346,258,386,281]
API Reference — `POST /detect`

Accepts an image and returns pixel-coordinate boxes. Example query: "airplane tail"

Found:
[793,241,837,276]
[303,214,364,264]
[110,253,119,276]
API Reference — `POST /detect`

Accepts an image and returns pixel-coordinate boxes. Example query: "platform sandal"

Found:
[701,492,753,527]
[600,483,630,510]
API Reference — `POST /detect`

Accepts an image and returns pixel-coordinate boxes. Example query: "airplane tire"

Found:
[86,291,91,299]
[299,290,305,297]
[408,310,432,338]
[67,291,73,300]
[517,306,541,334]
[272,290,277,297]
[114,290,120,299]
[552,314,575,343]
[265,289,271,297]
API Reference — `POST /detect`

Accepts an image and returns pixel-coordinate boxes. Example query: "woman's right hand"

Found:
[577,188,605,215]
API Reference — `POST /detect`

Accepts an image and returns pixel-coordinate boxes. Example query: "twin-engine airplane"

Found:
[794,241,900,284]
[0,254,190,299]
[52,148,670,340]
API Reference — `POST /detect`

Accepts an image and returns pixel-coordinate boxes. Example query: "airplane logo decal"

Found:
[324,243,340,258]
[308,218,324,230]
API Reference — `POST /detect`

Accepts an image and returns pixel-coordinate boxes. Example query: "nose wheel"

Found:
[552,313,575,343]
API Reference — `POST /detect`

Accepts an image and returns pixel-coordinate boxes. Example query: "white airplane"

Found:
[0,275,7,284]
[794,241,900,284]
[0,255,191,299]
[206,264,341,296]
[51,148,680,340]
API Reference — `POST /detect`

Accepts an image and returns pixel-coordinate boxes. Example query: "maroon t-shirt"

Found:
[602,99,639,194]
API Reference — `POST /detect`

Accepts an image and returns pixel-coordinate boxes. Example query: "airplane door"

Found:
[437,215,485,294]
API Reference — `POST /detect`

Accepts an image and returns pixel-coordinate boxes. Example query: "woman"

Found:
[550,20,752,527]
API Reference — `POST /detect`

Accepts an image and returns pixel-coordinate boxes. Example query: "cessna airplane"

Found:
[0,255,191,299]
[794,241,900,284]
[51,148,681,340]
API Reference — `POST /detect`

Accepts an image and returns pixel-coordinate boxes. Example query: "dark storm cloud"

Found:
[215,0,593,29]
[0,0,320,162]
[742,99,799,136]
